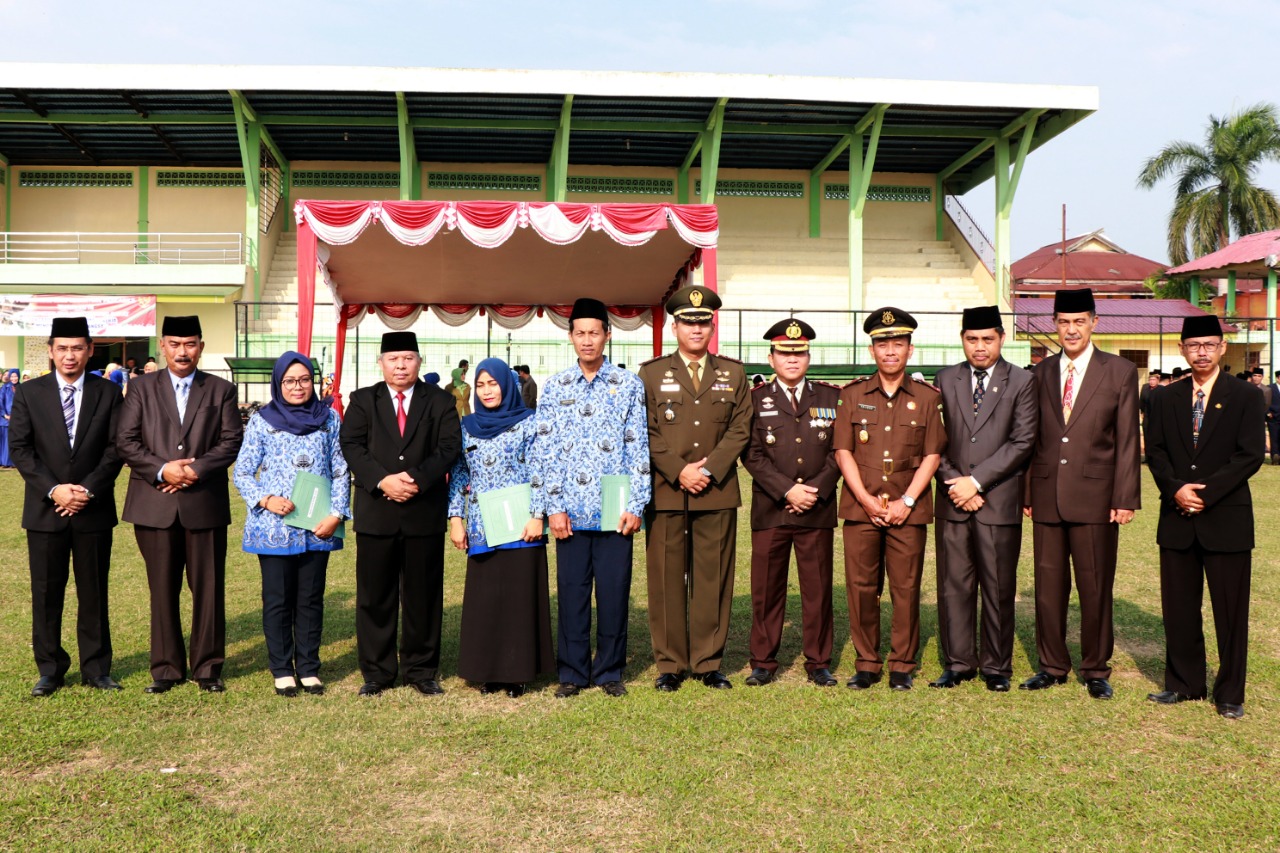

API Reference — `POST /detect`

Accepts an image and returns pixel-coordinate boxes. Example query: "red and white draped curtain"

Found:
[294,200,718,411]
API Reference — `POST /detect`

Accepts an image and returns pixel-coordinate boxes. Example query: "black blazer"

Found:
[339,380,461,536]
[9,373,124,533]
[1145,371,1264,552]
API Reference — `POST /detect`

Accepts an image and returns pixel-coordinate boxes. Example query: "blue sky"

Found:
[5,0,1278,262]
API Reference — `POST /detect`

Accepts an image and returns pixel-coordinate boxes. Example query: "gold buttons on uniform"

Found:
[795,437,802,443]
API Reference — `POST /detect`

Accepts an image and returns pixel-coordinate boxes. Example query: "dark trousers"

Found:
[555,531,633,686]
[135,523,227,682]
[646,509,737,675]
[28,528,113,680]
[749,525,833,673]
[355,532,444,685]
[843,522,925,675]
[1267,419,1279,460]
[259,551,330,679]
[935,517,1021,677]
[1032,520,1117,680]
[1161,543,1251,706]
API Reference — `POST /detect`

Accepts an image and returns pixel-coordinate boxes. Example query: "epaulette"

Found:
[912,377,940,392]
[842,376,871,389]
[639,354,667,367]
[812,380,841,389]
[714,354,743,364]
[751,382,770,395]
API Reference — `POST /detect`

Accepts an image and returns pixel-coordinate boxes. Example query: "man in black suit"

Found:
[339,331,462,696]
[117,315,243,693]
[932,306,1036,692]
[1266,370,1280,464]
[1145,315,1264,720]
[10,316,125,697]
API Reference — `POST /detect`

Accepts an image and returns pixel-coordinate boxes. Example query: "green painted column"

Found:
[992,118,1037,309]
[1226,270,1237,315]
[1268,268,1277,377]
[848,133,865,312]
[676,167,689,205]
[281,164,292,233]
[934,174,945,241]
[396,93,419,202]
[137,165,150,262]
[1189,276,1201,305]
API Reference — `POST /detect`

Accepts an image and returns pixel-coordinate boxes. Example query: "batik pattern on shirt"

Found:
[448,418,544,556]
[233,408,350,555]
[533,358,651,529]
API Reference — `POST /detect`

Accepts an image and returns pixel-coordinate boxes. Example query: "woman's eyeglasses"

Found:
[281,376,315,389]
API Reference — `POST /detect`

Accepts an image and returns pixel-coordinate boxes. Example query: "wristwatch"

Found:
[901,494,916,509]
[699,466,713,479]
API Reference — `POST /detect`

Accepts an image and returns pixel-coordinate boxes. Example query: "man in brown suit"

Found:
[1021,288,1140,699]
[742,319,841,687]
[639,284,751,691]
[117,315,243,693]
[932,306,1036,692]
[834,308,945,691]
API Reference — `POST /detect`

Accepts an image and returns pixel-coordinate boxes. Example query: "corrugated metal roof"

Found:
[1165,229,1280,277]
[1014,297,1237,336]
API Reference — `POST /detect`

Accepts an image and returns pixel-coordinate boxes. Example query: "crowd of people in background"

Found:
[9,285,1268,722]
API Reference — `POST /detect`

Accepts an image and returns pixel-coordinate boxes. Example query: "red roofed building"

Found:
[1012,230,1166,298]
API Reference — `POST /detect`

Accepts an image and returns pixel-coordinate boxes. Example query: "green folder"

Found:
[476,483,534,547]
[600,475,631,530]
[283,471,345,539]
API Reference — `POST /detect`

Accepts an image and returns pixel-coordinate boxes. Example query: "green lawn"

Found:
[2,467,1279,851]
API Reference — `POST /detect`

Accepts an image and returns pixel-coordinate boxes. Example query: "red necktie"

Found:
[396,392,407,436]
[1062,363,1075,423]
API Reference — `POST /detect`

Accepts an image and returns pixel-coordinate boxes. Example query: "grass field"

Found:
[2,465,1280,851]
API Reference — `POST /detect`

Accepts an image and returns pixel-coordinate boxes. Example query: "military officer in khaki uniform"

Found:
[834,308,946,691]
[742,319,842,687]
[640,284,752,691]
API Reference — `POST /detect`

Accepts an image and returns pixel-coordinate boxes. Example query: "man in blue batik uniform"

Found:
[535,298,651,699]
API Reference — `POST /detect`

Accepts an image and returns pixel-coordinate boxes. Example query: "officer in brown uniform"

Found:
[640,284,752,691]
[834,308,946,691]
[742,319,841,687]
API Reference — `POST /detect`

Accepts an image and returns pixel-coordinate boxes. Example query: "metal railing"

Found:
[944,195,995,275]
[0,232,244,264]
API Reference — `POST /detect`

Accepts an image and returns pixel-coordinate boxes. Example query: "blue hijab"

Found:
[108,369,127,387]
[257,351,331,436]
[461,357,533,440]
[0,369,17,414]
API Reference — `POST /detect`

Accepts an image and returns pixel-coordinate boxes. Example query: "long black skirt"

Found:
[457,545,555,684]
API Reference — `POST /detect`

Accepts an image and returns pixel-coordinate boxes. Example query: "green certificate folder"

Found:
[600,475,631,529]
[283,471,345,539]
[476,483,533,547]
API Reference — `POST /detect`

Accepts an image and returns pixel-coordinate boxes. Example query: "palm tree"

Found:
[1137,103,1280,266]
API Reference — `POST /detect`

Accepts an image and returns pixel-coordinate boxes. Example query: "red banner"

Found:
[0,294,157,337]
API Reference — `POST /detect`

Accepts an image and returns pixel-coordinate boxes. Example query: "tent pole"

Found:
[652,305,663,356]
[296,218,317,356]
[704,247,719,354]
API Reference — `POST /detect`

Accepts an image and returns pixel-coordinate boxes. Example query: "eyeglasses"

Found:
[281,376,315,389]
[1181,342,1223,354]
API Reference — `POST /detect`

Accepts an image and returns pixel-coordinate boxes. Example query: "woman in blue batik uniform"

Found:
[448,357,554,697]
[0,368,19,467]
[234,351,349,697]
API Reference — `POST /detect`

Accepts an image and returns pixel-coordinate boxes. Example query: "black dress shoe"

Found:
[745,668,773,686]
[846,671,880,690]
[275,685,298,698]
[301,683,325,696]
[601,681,627,697]
[197,678,226,693]
[889,672,914,691]
[1147,690,1203,705]
[698,671,732,689]
[408,679,444,696]
[480,682,503,695]
[505,683,526,698]
[81,675,123,691]
[1085,678,1113,700]
[358,681,388,697]
[654,673,683,692]
[984,675,1011,693]
[31,675,64,697]
[555,682,583,699]
[929,669,977,689]
[1216,703,1245,719]
[808,668,838,687]
[1019,671,1068,691]
[144,678,185,694]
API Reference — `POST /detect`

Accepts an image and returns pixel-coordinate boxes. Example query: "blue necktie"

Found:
[1192,390,1205,447]
[177,380,189,422]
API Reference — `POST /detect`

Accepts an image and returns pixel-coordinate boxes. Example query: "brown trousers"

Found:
[135,523,227,682]
[843,522,925,675]
[646,509,736,675]
[1032,521,1117,680]
[749,526,833,673]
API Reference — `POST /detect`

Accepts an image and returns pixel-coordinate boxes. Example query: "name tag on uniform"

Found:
[712,382,732,391]
[858,403,876,411]
[757,410,779,417]
[660,383,681,392]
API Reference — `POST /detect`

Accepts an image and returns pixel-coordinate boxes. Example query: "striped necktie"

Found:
[62,385,76,443]
[177,379,189,422]
[1193,389,1205,447]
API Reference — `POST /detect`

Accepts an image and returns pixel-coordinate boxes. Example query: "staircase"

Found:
[248,231,308,336]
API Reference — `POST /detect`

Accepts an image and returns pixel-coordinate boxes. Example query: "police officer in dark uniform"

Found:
[639,284,752,691]
[742,319,841,686]
[833,308,946,691]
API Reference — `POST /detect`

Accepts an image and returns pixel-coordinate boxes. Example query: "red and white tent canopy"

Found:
[294,199,718,403]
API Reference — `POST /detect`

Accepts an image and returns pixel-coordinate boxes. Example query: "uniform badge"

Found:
[761,397,774,410]
[690,289,704,307]
[906,401,916,411]
[786,321,802,339]
[818,430,828,441]
[859,417,869,444]
[765,427,776,445]
[664,407,675,422]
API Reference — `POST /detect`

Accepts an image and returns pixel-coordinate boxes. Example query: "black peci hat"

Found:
[162,315,202,338]
[1180,315,1223,341]
[1053,288,1096,314]
[961,305,1003,331]
[569,297,609,325]
[49,316,90,339]
[380,331,419,353]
